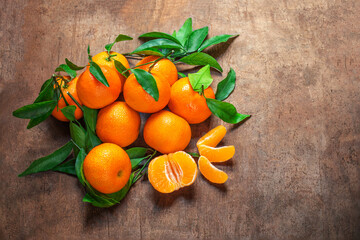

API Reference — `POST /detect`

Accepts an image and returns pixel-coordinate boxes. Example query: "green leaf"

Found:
[131,69,159,101]
[114,59,129,78]
[131,48,164,57]
[60,105,76,121]
[85,130,101,153]
[188,65,213,92]
[105,34,133,53]
[75,148,86,186]
[176,18,192,45]
[172,30,177,37]
[178,72,186,78]
[83,106,98,133]
[206,98,250,124]
[187,152,200,158]
[65,58,85,71]
[107,173,134,201]
[215,68,236,101]
[36,79,54,103]
[55,64,77,79]
[89,61,109,87]
[126,147,148,159]
[185,27,208,52]
[198,34,238,52]
[83,193,112,208]
[179,52,223,72]
[18,141,73,177]
[70,122,86,150]
[139,32,181,45]
[132,39,182,54]
[130,156,148,170]
[52,158,76,175]
[13,100,57,119]
[27,110,53,129]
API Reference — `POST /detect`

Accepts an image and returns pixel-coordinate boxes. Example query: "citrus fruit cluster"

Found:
[13,18,250,207]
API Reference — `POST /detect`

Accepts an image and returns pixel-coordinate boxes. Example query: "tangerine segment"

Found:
[148,151,197,193]
[198,145,235,163]
[196,125,227,148]
[169,151,197,186]
[148,155,177,193]
[198,156,228,184]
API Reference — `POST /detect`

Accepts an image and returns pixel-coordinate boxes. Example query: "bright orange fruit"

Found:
[198,156,228,184]
[76,65,122,109]
[198,145,235,163]
[148,151,197,193]
[96,101,140,147]
[83,143,131,194]
[92,51,130,88]
[196,125,227,148]
[123,73,170,113]
[168,77,215,124]
[143,110,191,154]
[136,56,178,86]
[51,76,83,122]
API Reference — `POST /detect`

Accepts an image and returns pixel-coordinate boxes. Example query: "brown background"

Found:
[1,0,359,239]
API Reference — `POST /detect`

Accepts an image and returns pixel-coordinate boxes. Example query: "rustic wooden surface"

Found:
[1,0,359,239]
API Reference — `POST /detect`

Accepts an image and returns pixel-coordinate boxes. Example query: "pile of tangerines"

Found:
[14,19,249,207]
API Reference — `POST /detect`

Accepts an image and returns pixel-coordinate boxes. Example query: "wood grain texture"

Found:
[1,0,360,239]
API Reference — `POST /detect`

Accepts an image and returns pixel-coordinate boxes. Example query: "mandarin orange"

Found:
[51,76,83,122]
[143,110,191,154]
[123,73,170,113]
[168,77,215,124]
[148,151,197,193]
[198,156,228,184]
[83,143,131,194]
[136,56,178,86]
[92,51,130,88]
[76,65,122,109]
[96,101,140,147]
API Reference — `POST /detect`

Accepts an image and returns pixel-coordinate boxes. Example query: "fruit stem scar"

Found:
[117,170,123,177]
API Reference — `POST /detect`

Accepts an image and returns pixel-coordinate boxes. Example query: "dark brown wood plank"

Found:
[1,0,359,239]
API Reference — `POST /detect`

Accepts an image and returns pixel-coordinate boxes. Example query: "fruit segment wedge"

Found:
[198,144,235,163]
[198,156,228,184]
[196,125,227,148]
[148,151,197,193]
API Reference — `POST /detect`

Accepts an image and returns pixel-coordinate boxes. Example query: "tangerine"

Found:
[83,143,131,194]
[96,101,140,147]
[77,65,122,109]
[51,76,83,122]
[143,110,191,154]
[168,77,215,124]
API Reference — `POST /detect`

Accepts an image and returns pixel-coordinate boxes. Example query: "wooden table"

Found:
[1,0,359,239]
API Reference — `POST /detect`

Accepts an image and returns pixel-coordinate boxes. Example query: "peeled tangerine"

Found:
[198,156,228,184]
[148,151,197,193]
[196,125,235,162]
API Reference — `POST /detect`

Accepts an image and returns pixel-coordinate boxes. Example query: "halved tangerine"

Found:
[198,145,235,163]
[196,125,227,148]
[198,156,228,184]
[148,151,197,193]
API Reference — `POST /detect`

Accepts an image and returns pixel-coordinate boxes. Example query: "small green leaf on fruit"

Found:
[179,52,223,72]
[131,68,159,101]
[89,61,109,87]
[60,105,76,122]
[189,65,213,92]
